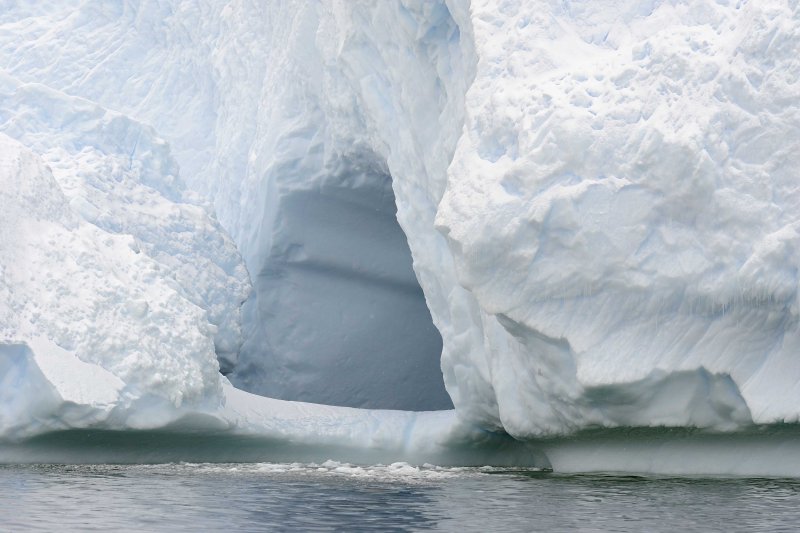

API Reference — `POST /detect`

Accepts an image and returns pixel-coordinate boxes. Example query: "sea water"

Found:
[1,462,799,531]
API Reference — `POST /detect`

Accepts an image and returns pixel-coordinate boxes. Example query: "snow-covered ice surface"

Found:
[0,72,251,371]
[1,0,800,475]
[0,133,224,433]
[0,0,452,410]
[438,0,800,437]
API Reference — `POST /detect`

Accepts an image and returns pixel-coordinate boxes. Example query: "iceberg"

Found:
[1,0,799,475]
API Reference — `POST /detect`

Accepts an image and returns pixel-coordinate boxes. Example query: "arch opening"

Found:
[227,157,452,411]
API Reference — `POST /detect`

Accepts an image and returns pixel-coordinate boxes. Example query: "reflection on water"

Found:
[1,462,800,531]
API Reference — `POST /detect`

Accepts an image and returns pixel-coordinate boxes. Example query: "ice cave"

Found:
[1,0,800,476]
[230,155,451,410]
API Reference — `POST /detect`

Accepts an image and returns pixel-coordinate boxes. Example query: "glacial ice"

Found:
[0,73,251,369]
[0,133,223,417]
[437,0,800,437]
[1,0,800,475]
[0,0,451,409]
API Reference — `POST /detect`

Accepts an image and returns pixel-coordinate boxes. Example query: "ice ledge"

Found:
[538,425,800,477]
[4,338,799,477]
[0,338,532,466]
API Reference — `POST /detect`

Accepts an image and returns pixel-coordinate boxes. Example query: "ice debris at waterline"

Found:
[1,1,800,475]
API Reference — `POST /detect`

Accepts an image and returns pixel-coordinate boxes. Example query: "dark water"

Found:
[1,462,799,532]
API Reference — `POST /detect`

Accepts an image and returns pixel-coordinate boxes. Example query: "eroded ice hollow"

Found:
[229,154,452,410]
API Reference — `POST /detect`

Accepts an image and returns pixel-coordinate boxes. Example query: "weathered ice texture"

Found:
[1,0,800,475]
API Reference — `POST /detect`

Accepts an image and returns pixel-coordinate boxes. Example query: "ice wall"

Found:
[436,0,800,436]
[221,0,800,435]
[0,132,224,428]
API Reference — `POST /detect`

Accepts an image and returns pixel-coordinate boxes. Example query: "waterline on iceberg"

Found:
[4,416,800,478]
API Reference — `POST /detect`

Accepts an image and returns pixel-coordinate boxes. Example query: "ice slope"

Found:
[0,133,222,419]
[437,0,800,436]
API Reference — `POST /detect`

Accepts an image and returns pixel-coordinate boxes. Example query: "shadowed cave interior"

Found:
[228,158,453,411]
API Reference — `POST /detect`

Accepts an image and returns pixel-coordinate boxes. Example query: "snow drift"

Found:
[1,0,800,475]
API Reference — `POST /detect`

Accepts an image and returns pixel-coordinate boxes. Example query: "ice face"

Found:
[0,72,251,373]
[0,0,452,411]
[0,133,223,422]
[435,0,800,435]
[207,0,798,435]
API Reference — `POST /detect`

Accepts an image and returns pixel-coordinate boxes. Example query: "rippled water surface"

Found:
[2,462,800,531]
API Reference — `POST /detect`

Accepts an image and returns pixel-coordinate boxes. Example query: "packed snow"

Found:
[1,0,799,475]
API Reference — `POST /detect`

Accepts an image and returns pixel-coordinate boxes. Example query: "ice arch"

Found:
[210,1,465,411]
[0,0,465,411]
